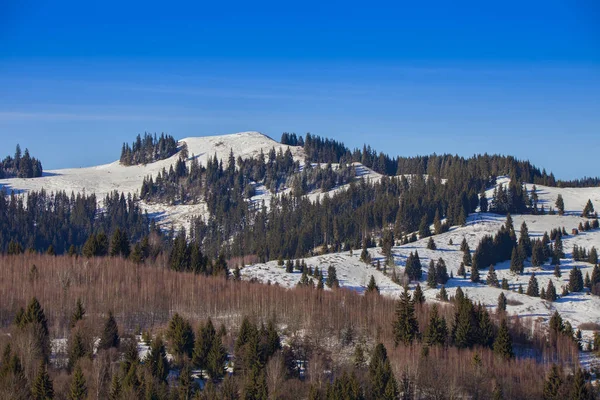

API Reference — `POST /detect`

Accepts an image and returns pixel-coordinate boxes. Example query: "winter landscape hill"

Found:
[2,131,600,346]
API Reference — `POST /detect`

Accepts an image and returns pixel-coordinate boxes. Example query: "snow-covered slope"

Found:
[0,131,305,228]
[243,182,600,342]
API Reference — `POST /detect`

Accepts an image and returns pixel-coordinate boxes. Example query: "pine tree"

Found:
[487,265,499,287]
[99,311,120,350]
[206,335,227,381]
[70,299,85,328]
[470,262,480,283]
[31,361,54,400]
[543,364,562,400]
[192,318,215,370]
[424,304,448,347]
[497,292,507,313]
[493,319,513,360]
[546,280,557,301]
[326,266,340,288]
[457,262,466,278]
[393,287,419,346]
[68,365,87,400]
[366,275,380,294]
[438,285,448,301]
[582,199,595,218]
[413,283,425,304]
[167,313,195,361]
[554,263,562,278]
[569,266,584,292]
[526,273,540,297]
[555,194,565,216]
[427,237,436,250]
[427,260,437,288]
[369,344,398,400]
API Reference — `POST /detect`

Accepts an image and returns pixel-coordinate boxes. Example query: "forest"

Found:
[120,133,178,166]
[0,144,43,179]
[0,254,594,399]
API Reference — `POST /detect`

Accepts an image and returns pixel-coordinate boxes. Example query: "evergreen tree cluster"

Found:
[280,132,305,147]
[120,132,178,166]
[0,144,43,179]
[0,189,151,255]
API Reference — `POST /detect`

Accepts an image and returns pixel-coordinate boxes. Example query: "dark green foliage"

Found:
[70,299,85,328]
[487,265,499,287]
[369,344,398,400]
[68,365,87,400]
[31,361,54,400]
[427,260,437,289]
[589,247,598,265]
[569,266,584,292]
[470,259,480,283]
[493,319,513,360]
[582,199,595,218]
[192,318,216,370]
[526,273,540,297]
[435,258,449,285]
[501,278,509,290]
[326,266,340,288]
[67,331,88,372]
[457,262,466,278]
[546,280,557,301]
[426,237,436,250]
[413,283,425,304]
[120,132,178,166]
[555,195,565,215]
[570,368,592,400]
[554,263,562,278]
[206,335,227,381]
[109,228,131,258]
[144,337,170,383]
[99,311,120,350]
[393,287,419,346]
[438,285,448,301]
[366,275,379,294]
[0,145,43,178]
[404,251,422,281]
[543,364,563,400]
[167,313,195,361]
[326,371,364,400]
[497,292,507,312]
[424,304,448,347]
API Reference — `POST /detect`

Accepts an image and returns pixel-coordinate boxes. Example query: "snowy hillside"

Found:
[243,181,600,342]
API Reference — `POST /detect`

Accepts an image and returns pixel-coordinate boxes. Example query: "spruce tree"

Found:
[67,331,87,372]
[526,273,539,297]
[144,337,169,383]
[369,344,398,400]
[206,335,227,381]
[70,299,85,328]
[457,262,466,278]
[326,266,340,288]
[435,258,449,284]
[426,237,436,250]
[582,199,595,218]
[31,360,54,400]
[438,285,448,301]
[589,247,598,265]
[413,283,425,304]
[546,280,557,301]
[493,319,513,360]
[543,364,562,400]
[99,311,120,350]
[424,304,448,347]
[569,266,584,292]
[167,313,195,361]
[487,265,499,287]
[192,318,215,369]
[470,262,480,283]
[570,368,590,400]
[68,365,87,400]
[393,287,419,346]
[497,292,507,313]
[366,275,380,294]
[501,278,509,290]
[555,194,565,216]
[108,373,122,400]
[554,263,562,278]
[427,260,437,288]
[518,222,532,257]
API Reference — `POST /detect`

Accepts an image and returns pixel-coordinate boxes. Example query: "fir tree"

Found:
[393,287,419,346]
[546,280,557,301]
[31,361,54,400]
[369,344,398,400]
[70,299,85,328]
[435,258,449,284]
[570,368,591,400]
[497,292,507,313]
[424,304,448,347]
[167,313,195,361]
[555,194,565,216]
[518,222,532,257]
[457,262,466,278]
[543,364,563,400]
[487,265,499,287]
[569,266,584,292]
[99,311,120,350]
[438,285,448,301]
[526,273,540,297]
[582,199,595,218]
[501,278,509,290]
[589,247,598,265]
[206,335,227,381]
[108,373,122,400]
[426,237,436,250]
[326,266,340,288]
[67,331,87,372]
[470,262,480,283]
[192,318,216,370]
[144,337,169,383]
[554,264,562,278]
[493,319,513,360]
[427,260,437,288]
[413,283,425,304]
[68,365,87,400]
[366,275,380,294]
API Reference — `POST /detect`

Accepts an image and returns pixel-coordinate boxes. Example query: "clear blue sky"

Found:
[0,0,598,179]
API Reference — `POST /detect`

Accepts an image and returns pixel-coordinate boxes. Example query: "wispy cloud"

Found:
[0,111,215,122]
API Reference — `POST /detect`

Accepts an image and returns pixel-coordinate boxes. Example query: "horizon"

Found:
[1,0,599,180]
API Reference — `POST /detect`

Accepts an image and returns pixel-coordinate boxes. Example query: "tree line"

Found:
[0,144,43,179]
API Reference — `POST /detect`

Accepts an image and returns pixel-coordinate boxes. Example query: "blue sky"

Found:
[0,0,599,179]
